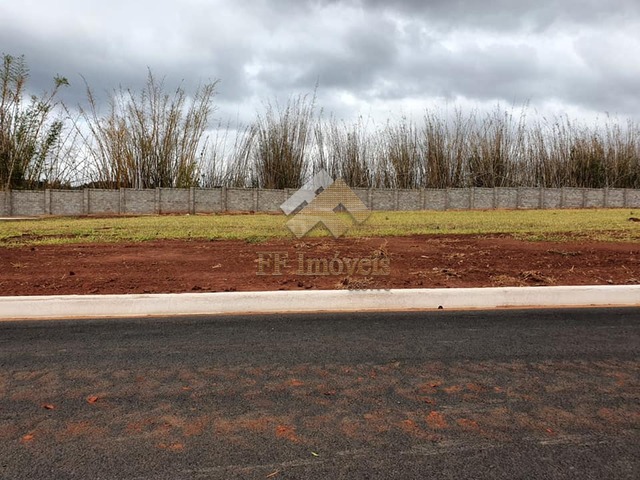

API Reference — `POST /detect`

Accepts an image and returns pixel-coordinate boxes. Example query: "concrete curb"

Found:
[1,285,639,320]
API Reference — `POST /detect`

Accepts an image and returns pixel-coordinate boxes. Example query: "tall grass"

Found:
[0,54,71,189]
[309,107,640,189]
[307,107,640,190]
[248,94,316,189]
[315,116,373,187]
[77,71,218,188]
[200,120,253,188]
[3,55,640,191]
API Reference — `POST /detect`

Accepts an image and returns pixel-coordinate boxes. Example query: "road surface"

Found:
[0,308,638,479]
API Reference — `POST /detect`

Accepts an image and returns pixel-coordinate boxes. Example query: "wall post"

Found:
[154,188,160,214]
[539,186,544,209]
[44,189,51,215]
[4,190,11,216]
[189,187,196,214]
[119,189,125,214]
[83,188,89,214]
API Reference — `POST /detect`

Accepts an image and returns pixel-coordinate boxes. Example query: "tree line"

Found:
[2,54,639,191]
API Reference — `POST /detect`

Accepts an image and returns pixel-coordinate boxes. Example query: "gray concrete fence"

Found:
[1,187,640,217]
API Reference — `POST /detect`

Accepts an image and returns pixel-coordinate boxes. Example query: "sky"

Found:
[1,0,639,126]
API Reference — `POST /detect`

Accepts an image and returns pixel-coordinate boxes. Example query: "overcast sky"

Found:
[2,0,639,125]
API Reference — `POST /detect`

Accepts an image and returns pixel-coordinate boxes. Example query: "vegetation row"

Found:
[2,54,639,191]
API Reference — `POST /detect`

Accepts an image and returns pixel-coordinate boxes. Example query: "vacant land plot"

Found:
[0,209,638,295]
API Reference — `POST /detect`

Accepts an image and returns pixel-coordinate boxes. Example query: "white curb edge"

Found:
[1,285,639,320]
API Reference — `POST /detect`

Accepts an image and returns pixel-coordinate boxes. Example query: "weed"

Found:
[372,240,390,259]
[335,276,374,290]
[520,271,556,285]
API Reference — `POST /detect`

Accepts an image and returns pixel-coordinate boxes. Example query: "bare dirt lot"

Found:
[1,235,638,295]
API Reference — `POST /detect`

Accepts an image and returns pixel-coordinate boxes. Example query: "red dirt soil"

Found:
[1,235,638,296]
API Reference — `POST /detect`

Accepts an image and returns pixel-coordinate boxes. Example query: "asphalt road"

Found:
[0,308,638,479]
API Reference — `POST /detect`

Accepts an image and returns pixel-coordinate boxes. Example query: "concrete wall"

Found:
[122,189,155,215]
[227,188,255,212]
[50,190,84,216]
[398,190,422,210]
[0,190,8,216]
[257,189,287,212]
[424,189,446,210]
[584,189,604,208]
[1,186,639,217]
[88,189,120,214]
[563,188,584,208]
[543,189,562,209]
[371,190,395,210]
[159,188,190,214]
[473,188,494,209]
[11,191,45,216]
[518,188,542,209]
[606,189,625,208]
[626,189,640,208]
[448,189,471,209]
[495,188,518,209]
[195,188,224,213]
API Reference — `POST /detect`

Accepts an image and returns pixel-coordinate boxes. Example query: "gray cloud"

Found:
[0,0,638,125]
[294,0,640,32]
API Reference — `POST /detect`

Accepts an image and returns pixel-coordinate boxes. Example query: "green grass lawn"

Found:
[0,209,638,246]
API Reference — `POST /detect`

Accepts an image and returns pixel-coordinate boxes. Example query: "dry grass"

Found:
[3,56,640,191]
[219,104,640,190]
[0,54,71,189]
[249,94,316,189]
[77,70,218,189]
[0,208,637,247]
